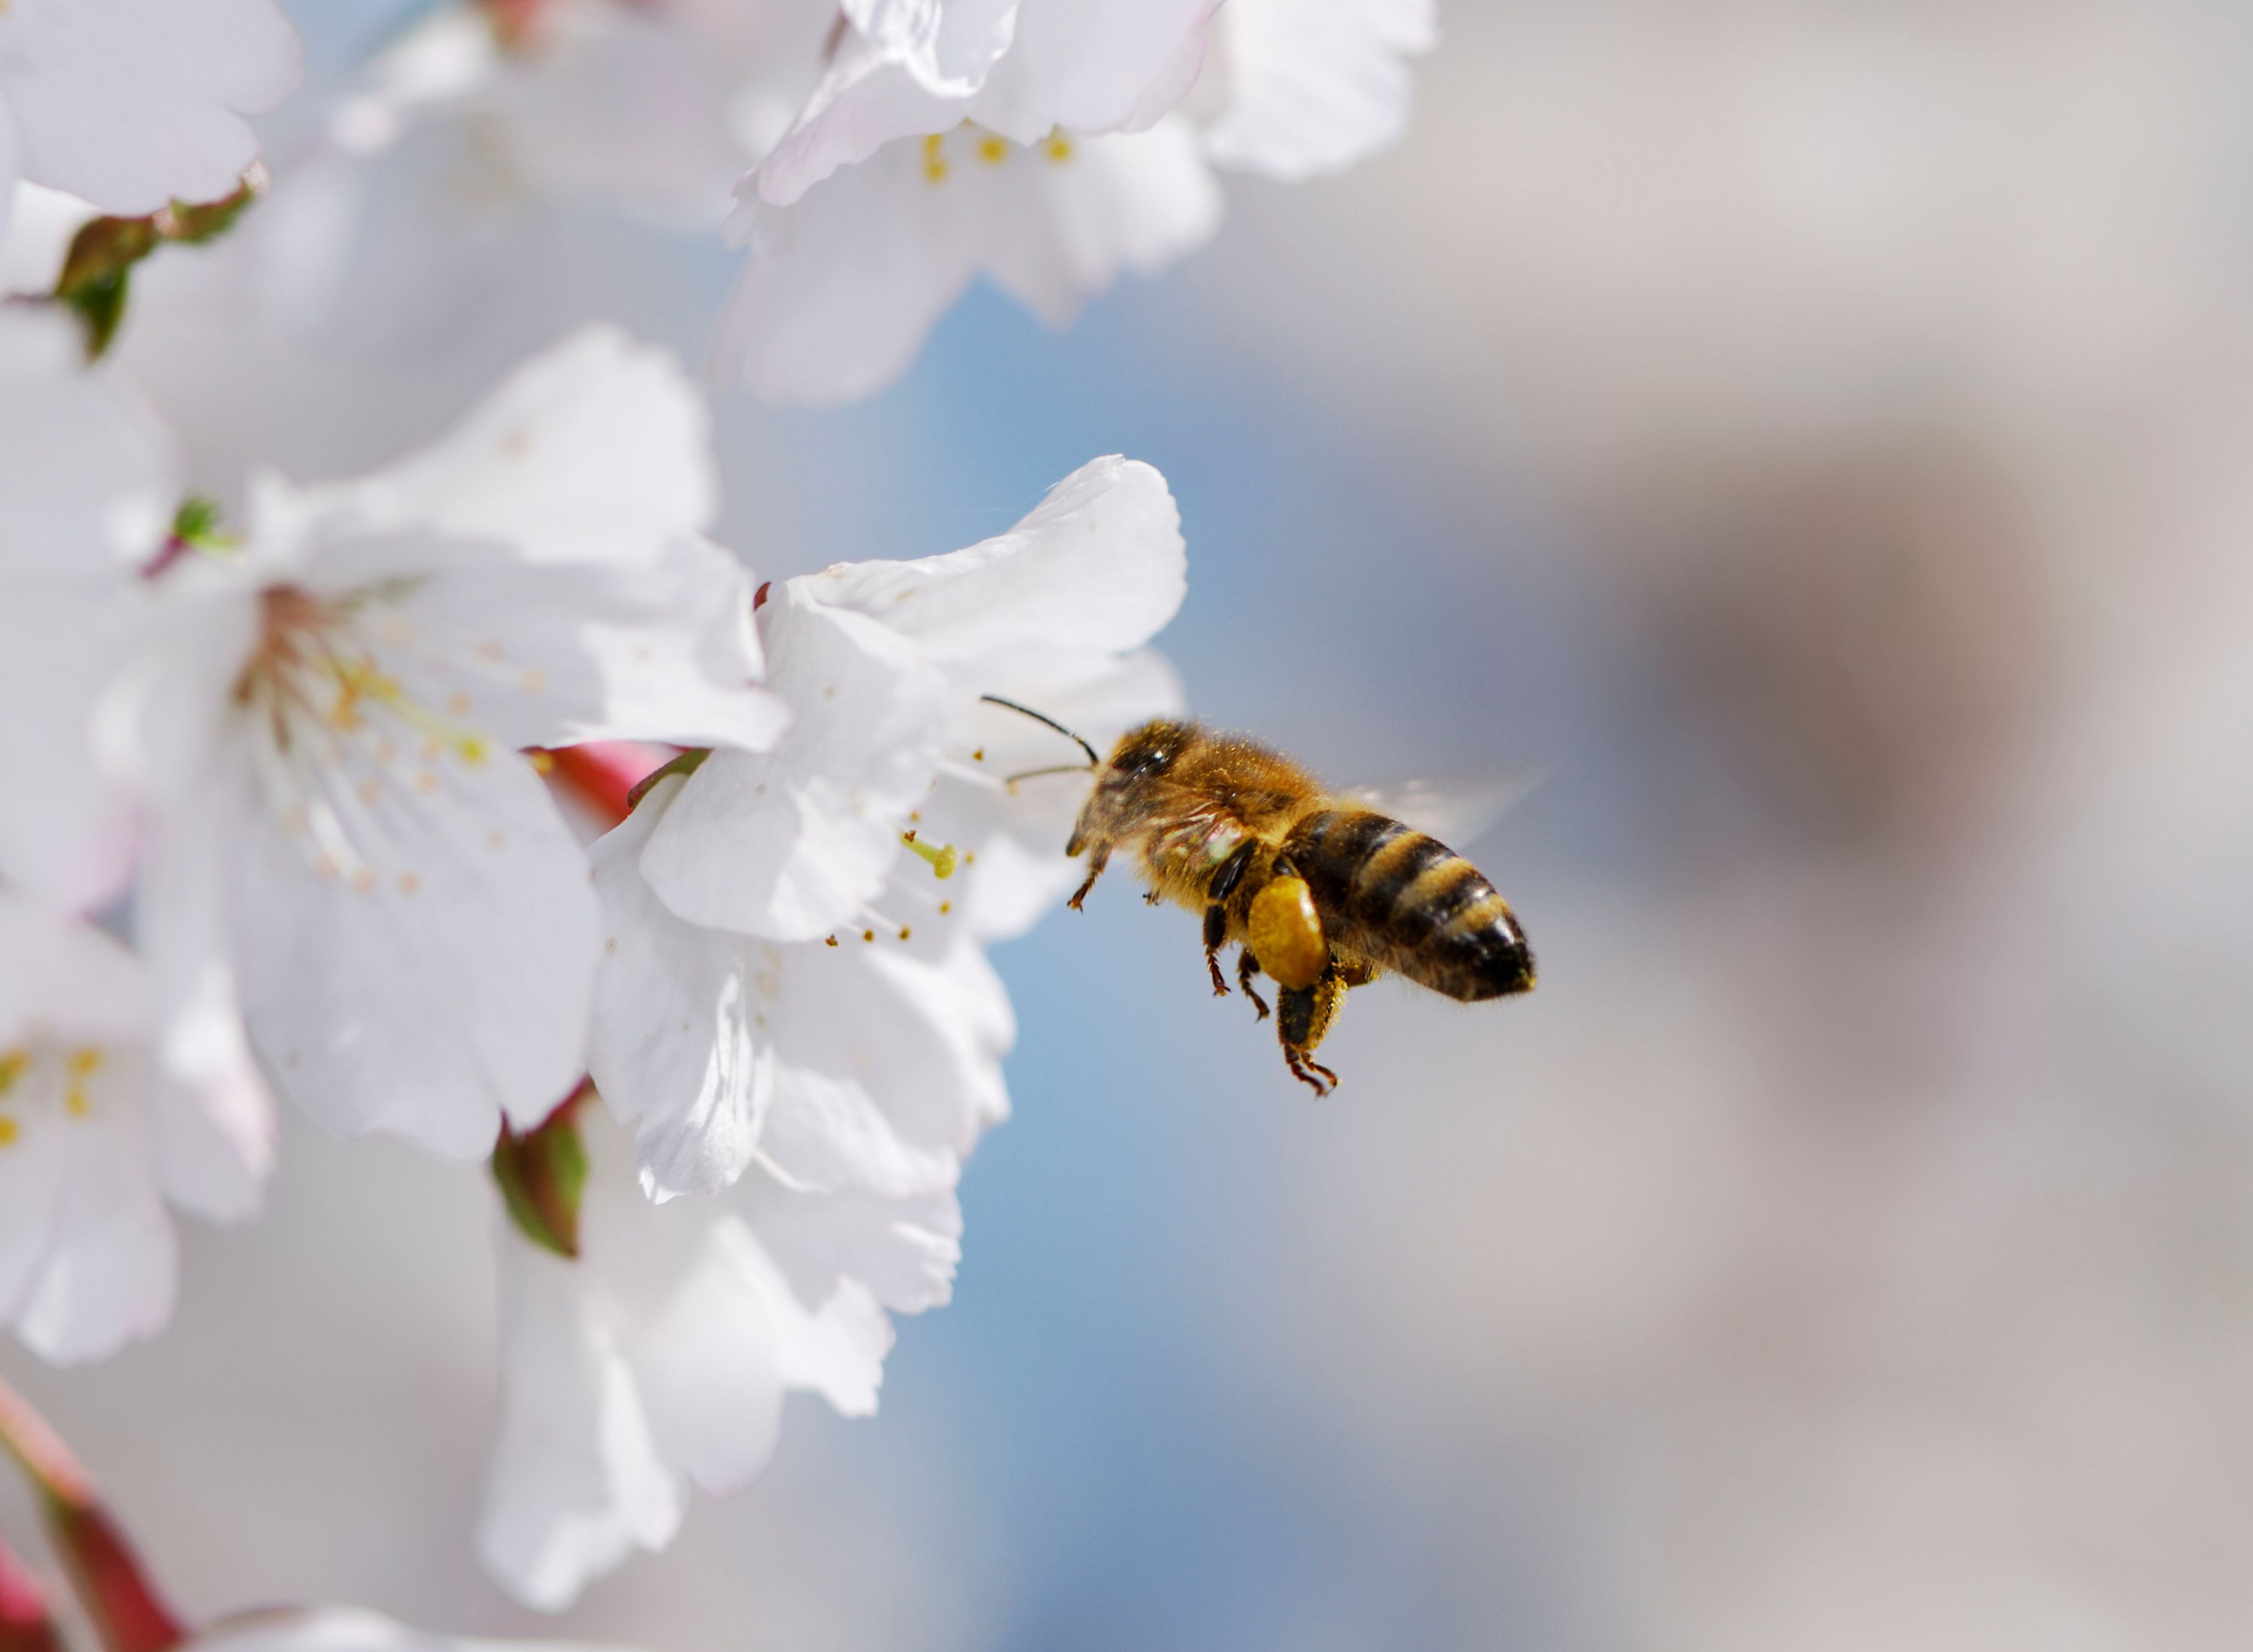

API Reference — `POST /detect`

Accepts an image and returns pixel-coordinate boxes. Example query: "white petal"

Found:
[348,530,787,754]
[479,1222,682,1614]
[746,1171,963,1322]
[290,327,716,568]
[492,9,747,222]
[640,589,949,940]
[714,146,983,405]
[0,889,146,1045]
[1201,0,1434,180]
[756,0,1220,204]
[759,934,1012,1186]
[620,1219,786,1497]
[980,119,1222,325]
[803,453,1187,665]
[713,1194,895,1417]
[146,962,274,1224]
[0,0,298,216]
[230,737,600,1161]
[843,0,1021,95]
[134,735,274,1217]
[588,779,768,1201]
[14,1099,176,1366]
[0,305,178,574]
[0,1093,71,1335]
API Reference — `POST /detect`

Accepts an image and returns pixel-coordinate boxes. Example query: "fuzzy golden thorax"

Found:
[1066,719,1325,909]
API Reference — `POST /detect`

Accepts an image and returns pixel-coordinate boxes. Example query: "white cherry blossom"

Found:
[247,0,837,352]
[715,116,1219,404]
[0,0,298,238]
[479,1100,963,1609]
[751,0,1220,208]
[716,0,1434,402]
[0,326,785,1163]
[0,306,172,910]
[593,454,1179,1198]
[522,454,1185,1593]
[0,891,271,1366]
[593,772,1013,1201]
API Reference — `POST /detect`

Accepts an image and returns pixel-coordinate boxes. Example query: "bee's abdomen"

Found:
[1288,809,1535,1002]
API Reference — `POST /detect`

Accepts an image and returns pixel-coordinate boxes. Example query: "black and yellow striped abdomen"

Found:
[1285,809,1535,1002]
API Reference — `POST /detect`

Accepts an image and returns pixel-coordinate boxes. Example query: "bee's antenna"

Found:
[979,694,1099,767]
[1004,763,1097,788]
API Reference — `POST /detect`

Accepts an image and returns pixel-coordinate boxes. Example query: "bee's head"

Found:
[1066,718,1193,855]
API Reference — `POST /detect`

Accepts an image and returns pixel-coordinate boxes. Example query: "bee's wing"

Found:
[1341,768,1544,849]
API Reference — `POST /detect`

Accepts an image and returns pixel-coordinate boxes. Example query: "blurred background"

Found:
[13,0,2253,1646]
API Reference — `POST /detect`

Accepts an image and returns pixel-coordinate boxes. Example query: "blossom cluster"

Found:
[0,307,1184,1607]
[0,0,1432,1636]
[251,0,1434,402]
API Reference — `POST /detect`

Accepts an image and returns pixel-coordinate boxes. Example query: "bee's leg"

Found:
[1201,840,1257,995]
[1275,972,1344,1096]
[1237,950,1271,1020]
[1067,844,1110,911]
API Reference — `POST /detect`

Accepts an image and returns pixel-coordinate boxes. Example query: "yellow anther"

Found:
[457,735,490,764]
[939,900,952,914]
[861,928,876,942]
[898,927,912,941]
[976,133,1009,165]
[0,1117,17,1147]
[0,1048,25,1096]
[65,1086,89,1118]
[527,750,556,775]
[922,133,949,183]
[1044,131,1074,163]
[904,834,959,879]
[68,1048,102,1079]
[825,935,839,948]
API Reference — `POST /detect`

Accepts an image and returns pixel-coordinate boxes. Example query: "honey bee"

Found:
[985,698,1536,1094]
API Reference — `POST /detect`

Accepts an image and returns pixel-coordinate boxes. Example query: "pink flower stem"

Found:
[0,1375,185,1652]
[0,1530,62,1652]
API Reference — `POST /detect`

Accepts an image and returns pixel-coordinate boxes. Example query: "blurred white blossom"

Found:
[0,306,173,909]
[718,0,1434,401]
[479,1101,965,1610]
[0,325,784,1163]
[0,890,270,1366]
[0,0,298,237]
